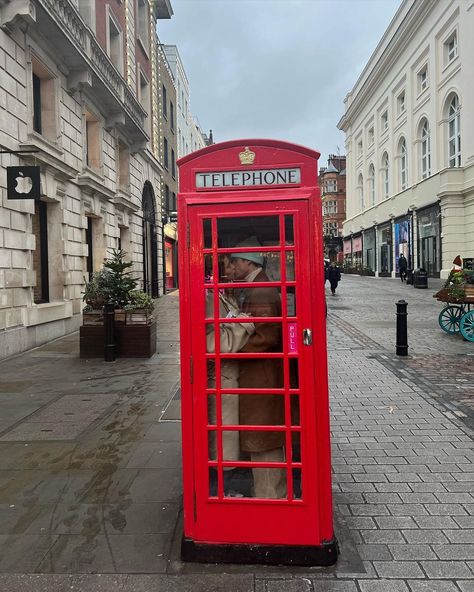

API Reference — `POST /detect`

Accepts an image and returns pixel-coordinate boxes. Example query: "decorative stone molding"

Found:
[0,0,36,30]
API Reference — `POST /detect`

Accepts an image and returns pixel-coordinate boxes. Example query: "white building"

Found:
[0,0,172,360]
[338,0,474,278]
[163,45,209,158]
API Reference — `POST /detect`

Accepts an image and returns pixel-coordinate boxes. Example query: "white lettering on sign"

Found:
[196,168,301,189]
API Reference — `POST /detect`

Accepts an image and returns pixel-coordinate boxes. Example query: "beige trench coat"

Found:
[238,270,284,453]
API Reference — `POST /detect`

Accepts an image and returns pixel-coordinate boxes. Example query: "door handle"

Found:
[303,328,313,346]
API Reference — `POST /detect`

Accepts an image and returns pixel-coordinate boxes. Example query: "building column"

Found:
[439,194,465,279]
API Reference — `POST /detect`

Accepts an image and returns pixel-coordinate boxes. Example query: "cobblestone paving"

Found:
[0,279,472,591]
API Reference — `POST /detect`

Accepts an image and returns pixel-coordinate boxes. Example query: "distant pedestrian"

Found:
[398,253,408,282]
[327,263,341,295]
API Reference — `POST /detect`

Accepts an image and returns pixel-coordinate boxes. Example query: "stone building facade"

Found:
[0,0,173,360]
[319,155,346,264]
[338,0,474,278]
[157,44,178,290]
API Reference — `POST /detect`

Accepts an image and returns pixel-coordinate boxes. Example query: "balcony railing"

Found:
[38,0,147,137]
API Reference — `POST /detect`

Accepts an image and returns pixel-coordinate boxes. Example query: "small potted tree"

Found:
[80,250,157,358]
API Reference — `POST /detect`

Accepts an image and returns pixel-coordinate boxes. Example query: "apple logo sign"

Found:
[7,165,40,200]
[15,171,33,194]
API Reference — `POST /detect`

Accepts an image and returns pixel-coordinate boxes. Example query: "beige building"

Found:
[338,0,474,278]
[157,44,178,290]
[0,0,172,359]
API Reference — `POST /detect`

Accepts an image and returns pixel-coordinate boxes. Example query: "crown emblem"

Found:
[239,146,256,165]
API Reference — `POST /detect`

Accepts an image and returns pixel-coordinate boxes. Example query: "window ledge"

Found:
[24,301,73,327]
[20,134,78,180]
[137,36,150,59]
[114,188,140,212]
[77,168,115,200]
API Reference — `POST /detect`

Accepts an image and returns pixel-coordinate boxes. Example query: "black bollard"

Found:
[104,302,116,362]
[396,299,408,356]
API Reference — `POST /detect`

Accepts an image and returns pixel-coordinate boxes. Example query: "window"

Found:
[397,91,406,115]
[325,179,337,193]
[171,148,176,178]
[139,69,151,137]
[417,65,428,94]
[420,119,431,179]
[368,163,375,205]
[399,138,407,190]
[357,139,363,158]
[86,216,94,279]
[107,11,123,74]
[32,73,42,133]
[31,59,57,140]
[447,94,461,167]
[323,200,337,215]
[85,109,101,170]
[164,183,170,211]
[171,192,176,211]
[444,31,458,65]
[381,110,388,133]
[163,137,169,169]
[162,84,167,119]
[382,152,389,198]
[137,0,150,53]
[170,101,174,131]
[77,0,96,32]
[368,126,374,147]
[32,201,49,303]
[117,139,130,189]
[323,222,338,237]
[357,173,364,211]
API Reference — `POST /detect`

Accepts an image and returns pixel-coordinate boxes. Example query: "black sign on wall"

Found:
[7,166,41,200]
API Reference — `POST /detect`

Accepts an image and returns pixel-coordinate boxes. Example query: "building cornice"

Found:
[338,0,438,130]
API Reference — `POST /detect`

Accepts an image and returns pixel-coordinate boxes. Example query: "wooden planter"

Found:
[82,311,104,326]
[80,320,157,358]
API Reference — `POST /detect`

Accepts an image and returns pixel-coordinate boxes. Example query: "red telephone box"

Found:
[178,139,337,566]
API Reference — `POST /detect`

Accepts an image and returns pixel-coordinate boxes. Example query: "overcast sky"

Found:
[158,0,401,164]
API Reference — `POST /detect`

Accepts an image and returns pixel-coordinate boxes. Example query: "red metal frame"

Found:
[178,139,334,551]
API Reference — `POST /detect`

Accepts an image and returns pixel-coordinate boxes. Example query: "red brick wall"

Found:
[95,0,126,55]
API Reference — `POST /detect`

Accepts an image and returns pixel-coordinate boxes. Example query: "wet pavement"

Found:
[0,279,472,591]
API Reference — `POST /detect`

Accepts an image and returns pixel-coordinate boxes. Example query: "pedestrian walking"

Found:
[398,253,408,282]
[327,263,341,295]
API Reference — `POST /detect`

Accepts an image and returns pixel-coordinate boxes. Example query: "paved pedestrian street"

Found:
[0,276,472,591]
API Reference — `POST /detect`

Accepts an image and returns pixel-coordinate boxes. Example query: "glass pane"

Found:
[285,215,294,245]
[290,358,299,388]
[208,394,240,426]
[209,467,219,497]
[206,320,280,353]
[205,289,215,318]
[292,468,302,500]
[237,395,285,425]
[208,429,240,462]
[291,431,301,461]
[291,395,300,426]
[203,219,212,249]
[285,252,295,281]
[222,467,253,498]
[217,216,280,248]
[287,287,296,316]
[227,252,281,282]
[204,254,213,283]
[249,467,287,499]
[230,286,282,316]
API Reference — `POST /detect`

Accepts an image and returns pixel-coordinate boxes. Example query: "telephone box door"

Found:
[187,200,328,546]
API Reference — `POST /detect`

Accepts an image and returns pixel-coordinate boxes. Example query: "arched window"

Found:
[382,152,389,199]
[447,94,461,167]
[357,173,364,211]
[399,138,407,190]
[368,164,375,205]
[419,119,431,179]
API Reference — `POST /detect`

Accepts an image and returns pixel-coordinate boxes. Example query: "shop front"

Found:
[377,223,392,277]
[362,228,376,274]
[394,216,412,273]
[416,203,441,277]
[343,238,352,268]
[352,235,363,271]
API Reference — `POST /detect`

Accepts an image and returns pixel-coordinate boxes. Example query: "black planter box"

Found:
[80,320,157,358]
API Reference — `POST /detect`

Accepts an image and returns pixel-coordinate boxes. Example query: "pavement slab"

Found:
[0,280,471,590]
